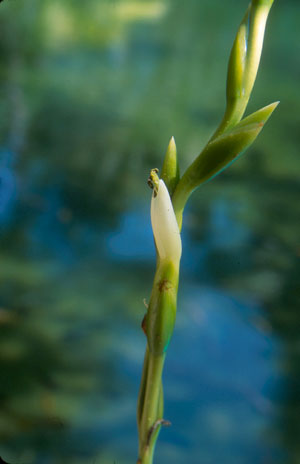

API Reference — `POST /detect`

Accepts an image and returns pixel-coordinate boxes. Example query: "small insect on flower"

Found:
[147,168,159,196]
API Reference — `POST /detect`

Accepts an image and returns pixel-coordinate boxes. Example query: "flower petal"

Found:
[151,179,182,262]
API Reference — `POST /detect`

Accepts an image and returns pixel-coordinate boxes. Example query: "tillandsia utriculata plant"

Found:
[136,1,278,463]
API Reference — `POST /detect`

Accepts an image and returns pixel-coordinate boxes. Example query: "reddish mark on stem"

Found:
[157,279,172,292]
[141,314,147,335]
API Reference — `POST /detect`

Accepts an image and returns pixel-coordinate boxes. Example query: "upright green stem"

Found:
[137,259,180,463]
[137,353,166,463]
[137,348,150,428]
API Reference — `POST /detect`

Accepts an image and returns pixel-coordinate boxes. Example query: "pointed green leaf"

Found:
[161,136,180,197]
[231,101,279,130]
[172,101,278,220]
[189,124,260,186]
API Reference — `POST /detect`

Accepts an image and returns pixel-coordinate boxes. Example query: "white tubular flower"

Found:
[151,179,182,262]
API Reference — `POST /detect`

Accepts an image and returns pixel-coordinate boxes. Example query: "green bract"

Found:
[172,102,279,226]
[161,137,180,197]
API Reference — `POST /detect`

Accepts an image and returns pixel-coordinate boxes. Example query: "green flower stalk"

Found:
[137,171,181,464]
[136,1,277,463]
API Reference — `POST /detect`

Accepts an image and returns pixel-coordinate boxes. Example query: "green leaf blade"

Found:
[172,102,278,221]
[232,101,279,130]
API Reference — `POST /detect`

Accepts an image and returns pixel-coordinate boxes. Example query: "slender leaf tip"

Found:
[161,136,180,197]
[232,100,279,131]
